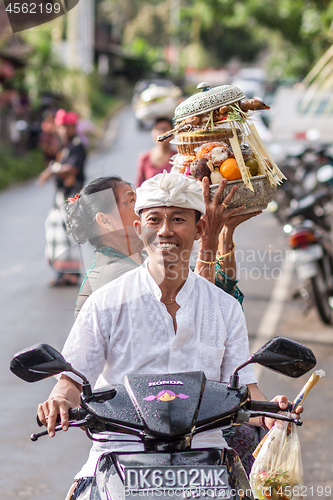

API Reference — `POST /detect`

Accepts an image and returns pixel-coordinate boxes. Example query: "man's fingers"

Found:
[271,395,289,410]
[243,210,262,220]
[223,209,262,231]
[201,177,210,200]
[47,409,58,437]
[219,184,237,207]
[213,178,228,203]
[225,206,246,218]
[37,402,49,427]
[60,406,70,432]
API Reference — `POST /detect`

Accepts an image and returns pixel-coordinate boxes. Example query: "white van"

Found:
[269,86,333,143]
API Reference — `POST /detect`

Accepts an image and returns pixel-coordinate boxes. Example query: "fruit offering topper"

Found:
[158,82,286,192]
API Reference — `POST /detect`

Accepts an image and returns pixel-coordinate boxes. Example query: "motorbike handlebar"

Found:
[33,400,297,443]
[36,408,87,428]
[249,400,292,413]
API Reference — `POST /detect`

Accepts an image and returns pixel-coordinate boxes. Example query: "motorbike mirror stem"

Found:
[228,360,251,390]
[69,367,93,400]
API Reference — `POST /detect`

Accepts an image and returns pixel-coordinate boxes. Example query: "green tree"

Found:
[98,0,333,79]
[17,24,92,116]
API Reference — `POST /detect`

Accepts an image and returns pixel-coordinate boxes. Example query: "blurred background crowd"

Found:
[1,0,333,187]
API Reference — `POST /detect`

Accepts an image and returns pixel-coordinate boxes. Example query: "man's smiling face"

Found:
[135,206,204,267]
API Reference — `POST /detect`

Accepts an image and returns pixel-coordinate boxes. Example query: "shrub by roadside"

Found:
[0,147,44,191]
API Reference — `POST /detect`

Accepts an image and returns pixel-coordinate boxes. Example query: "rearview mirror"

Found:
[10,344,72,382]
[229,337,316,388]
[10,343,93,399]
[250,337,316,377]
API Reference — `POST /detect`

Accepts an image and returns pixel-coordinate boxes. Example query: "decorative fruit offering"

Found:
[163,82,286,213]
[230,143,253,161]
[210,170,223,184]
[190,158,212,180]
[220,158,242,181]
[211,146,231,166]
[246,158,259,176]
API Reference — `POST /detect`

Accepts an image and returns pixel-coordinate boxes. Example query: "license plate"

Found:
[293,244,323,264]
[124,466,231,498]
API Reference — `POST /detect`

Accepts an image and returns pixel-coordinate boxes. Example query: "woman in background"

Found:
[135,117,174,187]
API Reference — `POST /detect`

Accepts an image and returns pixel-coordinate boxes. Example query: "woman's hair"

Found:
[153,117,173,129]
[65,176,127,245]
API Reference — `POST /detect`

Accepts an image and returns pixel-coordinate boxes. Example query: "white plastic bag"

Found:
[250,420,304,500]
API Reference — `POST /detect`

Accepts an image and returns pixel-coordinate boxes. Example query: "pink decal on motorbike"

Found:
[177,393,190,399]
[144,395,157,401]
[144,390,189,402]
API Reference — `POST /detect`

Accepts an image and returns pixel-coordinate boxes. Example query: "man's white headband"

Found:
[135,171,206,216]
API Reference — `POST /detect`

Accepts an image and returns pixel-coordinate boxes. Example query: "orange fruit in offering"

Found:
[220,158,242,181]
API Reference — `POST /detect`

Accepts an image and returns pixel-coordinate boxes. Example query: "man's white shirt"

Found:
[60,261,256,478]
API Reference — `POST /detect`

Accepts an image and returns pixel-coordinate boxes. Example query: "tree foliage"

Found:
[98,0,333,78]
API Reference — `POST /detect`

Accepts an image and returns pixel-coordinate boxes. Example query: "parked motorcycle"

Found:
[10,337,316,500]
[283,164,333,324]
[268,144,333,223]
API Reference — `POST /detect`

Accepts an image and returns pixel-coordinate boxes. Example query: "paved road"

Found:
[0,107,332,499]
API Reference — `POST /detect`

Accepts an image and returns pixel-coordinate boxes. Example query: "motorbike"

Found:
[10,337,316,500]
[132,82,183,129]
[268,144,333,223]
[283,164,333,324]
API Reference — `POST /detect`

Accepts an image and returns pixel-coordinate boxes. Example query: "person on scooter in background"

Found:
[38,110,60,168]
[38,110,87,287]
[38,172,301,500]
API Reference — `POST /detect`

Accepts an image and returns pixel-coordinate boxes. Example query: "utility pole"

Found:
[169,0,180,76]
[66,0,94,73]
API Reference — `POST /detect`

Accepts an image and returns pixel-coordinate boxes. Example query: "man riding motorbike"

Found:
[37,172,301,500]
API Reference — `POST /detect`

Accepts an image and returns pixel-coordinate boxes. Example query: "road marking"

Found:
[0,264,23,278]
[98,115,121,151]
[252,257,294,383]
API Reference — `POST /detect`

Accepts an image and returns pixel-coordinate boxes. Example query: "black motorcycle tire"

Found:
[310,263,333,325]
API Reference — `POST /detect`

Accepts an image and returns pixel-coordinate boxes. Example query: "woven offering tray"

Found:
[210,175,277,214]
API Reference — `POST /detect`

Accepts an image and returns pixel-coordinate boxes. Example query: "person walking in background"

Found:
[38,109,87,287]
[135,117,175,187]
[38,110,60,167]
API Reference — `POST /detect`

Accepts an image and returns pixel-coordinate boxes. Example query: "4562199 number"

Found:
[5,2,61,14]
[263,485,332,497]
